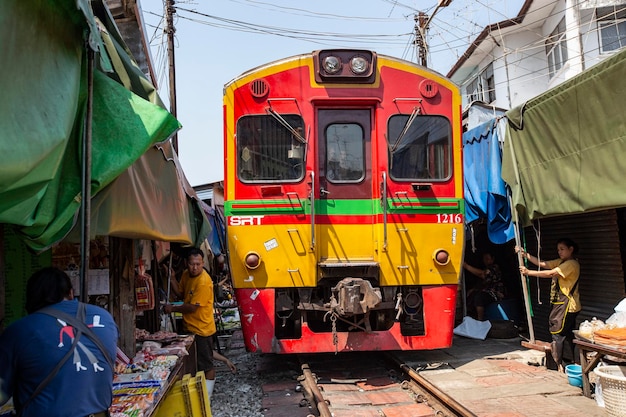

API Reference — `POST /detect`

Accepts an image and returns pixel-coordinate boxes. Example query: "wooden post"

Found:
[166,0,178,153]
[111,237,136,357]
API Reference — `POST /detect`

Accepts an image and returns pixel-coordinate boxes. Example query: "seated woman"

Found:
[463,252,506,321]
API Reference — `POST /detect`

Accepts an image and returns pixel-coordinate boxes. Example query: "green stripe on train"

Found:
[225,198,464,215]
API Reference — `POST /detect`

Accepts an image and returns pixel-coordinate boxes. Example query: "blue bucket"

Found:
[565,364,583,387]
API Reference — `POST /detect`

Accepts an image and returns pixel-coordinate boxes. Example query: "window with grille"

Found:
[546,17,568,78]
[465,63,495,104]
[597,6,626,53]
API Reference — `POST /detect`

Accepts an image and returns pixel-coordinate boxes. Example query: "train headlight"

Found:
[433,249,450,266]
[323,55,342,74]
[350,56,369,74]
[244,252,261,269]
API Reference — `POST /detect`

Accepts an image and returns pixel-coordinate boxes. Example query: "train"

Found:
[223,49,464,354]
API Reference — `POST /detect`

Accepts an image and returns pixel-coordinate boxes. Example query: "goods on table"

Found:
[594,328,626,348]
[110,330,194,416]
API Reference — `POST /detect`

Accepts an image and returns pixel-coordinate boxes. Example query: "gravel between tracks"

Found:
[210,342,264,417]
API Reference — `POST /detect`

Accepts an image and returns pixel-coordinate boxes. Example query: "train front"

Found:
[223,49,464,354]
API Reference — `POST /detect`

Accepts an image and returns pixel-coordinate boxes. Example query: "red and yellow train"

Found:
[223,49,464,353]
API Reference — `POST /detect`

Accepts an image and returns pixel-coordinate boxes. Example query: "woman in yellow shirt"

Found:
[517,238,580,372]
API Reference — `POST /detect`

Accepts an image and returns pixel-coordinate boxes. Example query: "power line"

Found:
[144,0,623,87]
[227,0,409,21]
[458,17,626,106]
[143,1,519,72]
[176,6,411,42]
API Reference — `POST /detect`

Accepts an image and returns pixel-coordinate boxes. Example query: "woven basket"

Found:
[594,365,626,417]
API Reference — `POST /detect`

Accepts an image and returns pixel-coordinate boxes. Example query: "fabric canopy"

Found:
[463,119,514,244]
[62,2,210,247]
[1,0,210,250]
[502,48,626,225]
[67,142,210,246]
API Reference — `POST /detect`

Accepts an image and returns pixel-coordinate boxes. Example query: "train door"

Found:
[316,109,375,262]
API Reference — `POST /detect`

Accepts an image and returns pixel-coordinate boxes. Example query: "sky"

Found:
[139,0,525,187]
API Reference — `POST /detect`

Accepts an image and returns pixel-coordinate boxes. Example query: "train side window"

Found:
[236,115,305,182]
[325,123,364,182]
[387,114,451,181]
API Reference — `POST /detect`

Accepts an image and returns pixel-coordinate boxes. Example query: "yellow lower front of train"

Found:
[227,214,464,353]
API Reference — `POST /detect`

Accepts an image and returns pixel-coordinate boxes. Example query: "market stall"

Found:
[111,331,199,417]
[574,337,626,398]
[0,1,213,416]
[573,303,626,399]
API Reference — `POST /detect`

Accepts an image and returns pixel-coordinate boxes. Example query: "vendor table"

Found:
[116,335,197,417]
[148,336,197,416]
[574,339,626,398]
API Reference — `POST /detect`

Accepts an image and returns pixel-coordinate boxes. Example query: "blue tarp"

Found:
[200,202,225,256]
[463,120,514,244]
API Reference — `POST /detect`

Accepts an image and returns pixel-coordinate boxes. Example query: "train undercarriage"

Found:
[273,267,426,341]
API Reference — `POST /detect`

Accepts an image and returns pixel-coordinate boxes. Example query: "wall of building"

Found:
[498,32,550,108]
[457,0,626,111]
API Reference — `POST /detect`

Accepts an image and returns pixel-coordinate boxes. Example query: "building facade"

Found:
[448,0,626,110]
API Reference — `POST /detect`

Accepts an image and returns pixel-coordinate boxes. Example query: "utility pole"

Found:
[413,0,453,68]
[414,12,428,67]
[166,0,178,153]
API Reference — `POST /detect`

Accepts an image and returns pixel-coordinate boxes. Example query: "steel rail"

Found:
[388,355,478,417]
[299,363,332,417]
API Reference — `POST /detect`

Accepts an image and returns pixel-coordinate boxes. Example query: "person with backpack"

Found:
[0,267,118,417]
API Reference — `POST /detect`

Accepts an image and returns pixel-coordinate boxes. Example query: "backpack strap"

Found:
[20,303,115,414]
[19,303,87,414]
[38,302,115,370]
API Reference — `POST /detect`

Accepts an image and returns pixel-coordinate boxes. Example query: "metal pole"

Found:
[166,0,178,153]
[80,46,94,302]
[509,194,535,343]
[415,12,428,67]
[505,132,536,343]
[415,1,452,67]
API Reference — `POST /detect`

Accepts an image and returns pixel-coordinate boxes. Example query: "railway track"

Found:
[217,330,600,417]
[259,351,477,417]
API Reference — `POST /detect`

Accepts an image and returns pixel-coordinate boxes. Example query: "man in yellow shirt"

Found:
[164,248,217,396]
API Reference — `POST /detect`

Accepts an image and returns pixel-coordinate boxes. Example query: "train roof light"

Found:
[313,49,377,83]
[350,56,369,74]
[323,55,342,74]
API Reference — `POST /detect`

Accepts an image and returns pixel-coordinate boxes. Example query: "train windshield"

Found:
[387,114,451,181]
[236,114,306,182]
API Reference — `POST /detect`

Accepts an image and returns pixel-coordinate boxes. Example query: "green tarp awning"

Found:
[502,48,626,225]
[1,0,210,251]
[64,1,210,247]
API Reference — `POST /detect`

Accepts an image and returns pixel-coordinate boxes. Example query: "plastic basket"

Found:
[154,371,212,417]
[594,365,626,417]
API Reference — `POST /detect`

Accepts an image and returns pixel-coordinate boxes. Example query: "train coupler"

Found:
[329,277,382,316]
